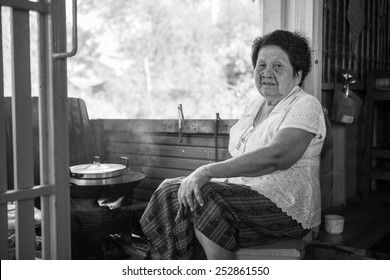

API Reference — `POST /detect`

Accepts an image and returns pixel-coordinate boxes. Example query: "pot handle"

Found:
[93,156,101,164]
[120,156,128,167]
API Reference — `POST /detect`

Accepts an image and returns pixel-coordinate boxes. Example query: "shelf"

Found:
[362,70,390,198]
[371,149,390,159]
[370,168,390,181]
[373,91,390,100]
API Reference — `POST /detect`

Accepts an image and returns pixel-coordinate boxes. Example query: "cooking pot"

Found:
[69,156,145,199]
[70,156,128,179]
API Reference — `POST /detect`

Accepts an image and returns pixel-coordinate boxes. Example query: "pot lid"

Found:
[70,163,126,175]
[70,156,127,176]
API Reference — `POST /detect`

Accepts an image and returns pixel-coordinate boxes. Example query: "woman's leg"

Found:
[192,182,308,256]
[140,178,206,260]
[195,229,235,260]
[141,179,307,259]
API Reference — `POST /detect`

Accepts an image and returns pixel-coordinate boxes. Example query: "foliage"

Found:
[68,0,262,119]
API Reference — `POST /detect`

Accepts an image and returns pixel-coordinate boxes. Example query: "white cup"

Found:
[324,214,345,234]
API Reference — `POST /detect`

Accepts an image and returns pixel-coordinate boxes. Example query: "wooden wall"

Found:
[91,119,333,210]
[322,87,366,200]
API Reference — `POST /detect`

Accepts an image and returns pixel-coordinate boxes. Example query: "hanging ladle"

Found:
[341,71,357,97]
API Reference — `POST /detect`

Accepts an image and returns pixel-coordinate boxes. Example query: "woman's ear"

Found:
[296,70,303,85]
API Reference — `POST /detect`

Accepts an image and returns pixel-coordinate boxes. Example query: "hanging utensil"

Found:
[178,104,185,143]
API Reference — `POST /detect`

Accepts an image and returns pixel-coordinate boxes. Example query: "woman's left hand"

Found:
[178,167,210,211]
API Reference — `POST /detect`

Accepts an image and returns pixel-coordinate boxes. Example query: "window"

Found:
[68,0,262,119]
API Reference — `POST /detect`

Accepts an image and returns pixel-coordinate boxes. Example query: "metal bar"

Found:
[366,0,372,72]
[361,0,368,81]
[327,0,332,83]
[342,0,347,70]
[0,0,49,14]
[322,1,328,83]
[177,104,184,143]
[0,7,9,260]
[11,8,36,260]
[347,0,352,70]
[0,185,54,205]
[388,2,390,69]
[380,0,386,69]
[52,0,77,59]
[381,1,390,69]
[372,0,377,69]
[214,113,220,162]
[335,0,339,77]
[376,0,380,69]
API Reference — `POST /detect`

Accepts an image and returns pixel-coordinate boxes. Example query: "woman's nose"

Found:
[261,68,274,77]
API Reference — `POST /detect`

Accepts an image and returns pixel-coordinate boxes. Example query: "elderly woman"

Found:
[140,30,326,260]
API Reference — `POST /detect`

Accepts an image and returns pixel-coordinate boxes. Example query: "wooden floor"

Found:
[318,185,390,252]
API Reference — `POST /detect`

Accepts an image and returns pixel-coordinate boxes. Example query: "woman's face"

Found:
[254,45,302,103]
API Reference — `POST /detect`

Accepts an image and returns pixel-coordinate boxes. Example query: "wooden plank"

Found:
[37,0,52,259]
[320,148,332,174]
[135,178,164,191]
[0,9,9,260]
[131,165,191,179]
[133,178,164,200]
[370,168,390,181]
[105,132,230,148]
[0,0,49,13]
[100,119,237,135]
[371,149,390,159]
[11,8,35,260]
[106,142,231,161]
[0,185,54,204]
[320,170,333,192]
[321,188,333,210]
[110,152,213,171]
[373,92,390,100]
[50,0,71,259]
[332,124,346,207]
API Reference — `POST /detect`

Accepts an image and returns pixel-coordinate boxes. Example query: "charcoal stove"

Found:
[69,157,146,259]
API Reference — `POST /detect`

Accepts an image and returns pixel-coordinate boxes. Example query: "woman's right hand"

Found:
[177,166,210,211]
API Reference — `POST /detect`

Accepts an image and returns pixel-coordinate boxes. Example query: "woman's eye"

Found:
[274,63,283,70]
[257,63,265,69]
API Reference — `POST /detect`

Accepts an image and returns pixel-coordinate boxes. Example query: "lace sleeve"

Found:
[279,95,325,139]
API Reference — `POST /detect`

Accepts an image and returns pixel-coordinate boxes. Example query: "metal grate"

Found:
[322,0,390,87]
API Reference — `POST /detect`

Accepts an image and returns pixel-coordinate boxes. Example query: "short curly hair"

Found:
[251,30,312,86]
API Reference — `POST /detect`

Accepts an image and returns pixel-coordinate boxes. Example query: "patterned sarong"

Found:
[140,177,308,260]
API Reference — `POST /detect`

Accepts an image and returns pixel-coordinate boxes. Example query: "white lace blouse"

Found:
[227,86,326,229]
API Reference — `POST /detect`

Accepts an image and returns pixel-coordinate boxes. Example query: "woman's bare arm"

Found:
[204,127,314,178]
[178,127,314,210]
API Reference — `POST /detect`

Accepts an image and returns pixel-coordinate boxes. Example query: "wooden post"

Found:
[258,0,287,34]
[48,0,71,259]
[332,125,346,206]
[0,8,9,261]
[38,0,52,260]
[11,7,36,260]
[284,0,323,102]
